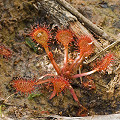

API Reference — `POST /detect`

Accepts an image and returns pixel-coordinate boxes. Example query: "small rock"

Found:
[99,1,108,8]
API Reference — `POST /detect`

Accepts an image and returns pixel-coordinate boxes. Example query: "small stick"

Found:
[84,38,120,64]
[3,93,15,104]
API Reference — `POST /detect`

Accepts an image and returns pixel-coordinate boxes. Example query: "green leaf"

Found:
[0,105,5,117]
[28,93,42,100]
[25,37,38,53]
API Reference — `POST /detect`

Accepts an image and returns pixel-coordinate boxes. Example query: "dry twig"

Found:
[56,0,110,39]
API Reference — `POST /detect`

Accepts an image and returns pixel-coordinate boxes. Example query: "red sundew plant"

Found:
[11,78,36,95]
[0,44,12,59]
[11,25,114,115]
[56,29,74,69]
[68,35,94,73]
[36,76,79,101]
[30,25,60,74]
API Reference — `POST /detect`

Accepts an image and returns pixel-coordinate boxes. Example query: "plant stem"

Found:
[44,47,60,75]
[49,90,56,99]
[68,83,79,102]
[72,55,84,72]
[44,46,50,55]
[64,46,68,68]
[69,53,84,73]
[72,69,98,78]
[36,79,52,85]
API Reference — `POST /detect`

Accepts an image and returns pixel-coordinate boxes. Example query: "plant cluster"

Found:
[11,25,113,114]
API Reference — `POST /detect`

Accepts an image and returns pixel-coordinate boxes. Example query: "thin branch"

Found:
[56,0,110,40]
[84,38,120,64]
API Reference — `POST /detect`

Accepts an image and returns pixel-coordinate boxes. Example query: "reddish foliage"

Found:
[11,25,114,116]
[29,25,50,48]
[56,29,74,47]
[95,53,114,71]
[12,78,36,95]
[82,78,96,90]
[0,45,12,59]
[36,76,78,102]
[77,36,94,57]
[51,77,69,96]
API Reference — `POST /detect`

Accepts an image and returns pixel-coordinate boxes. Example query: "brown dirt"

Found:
[0,0,119,119]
